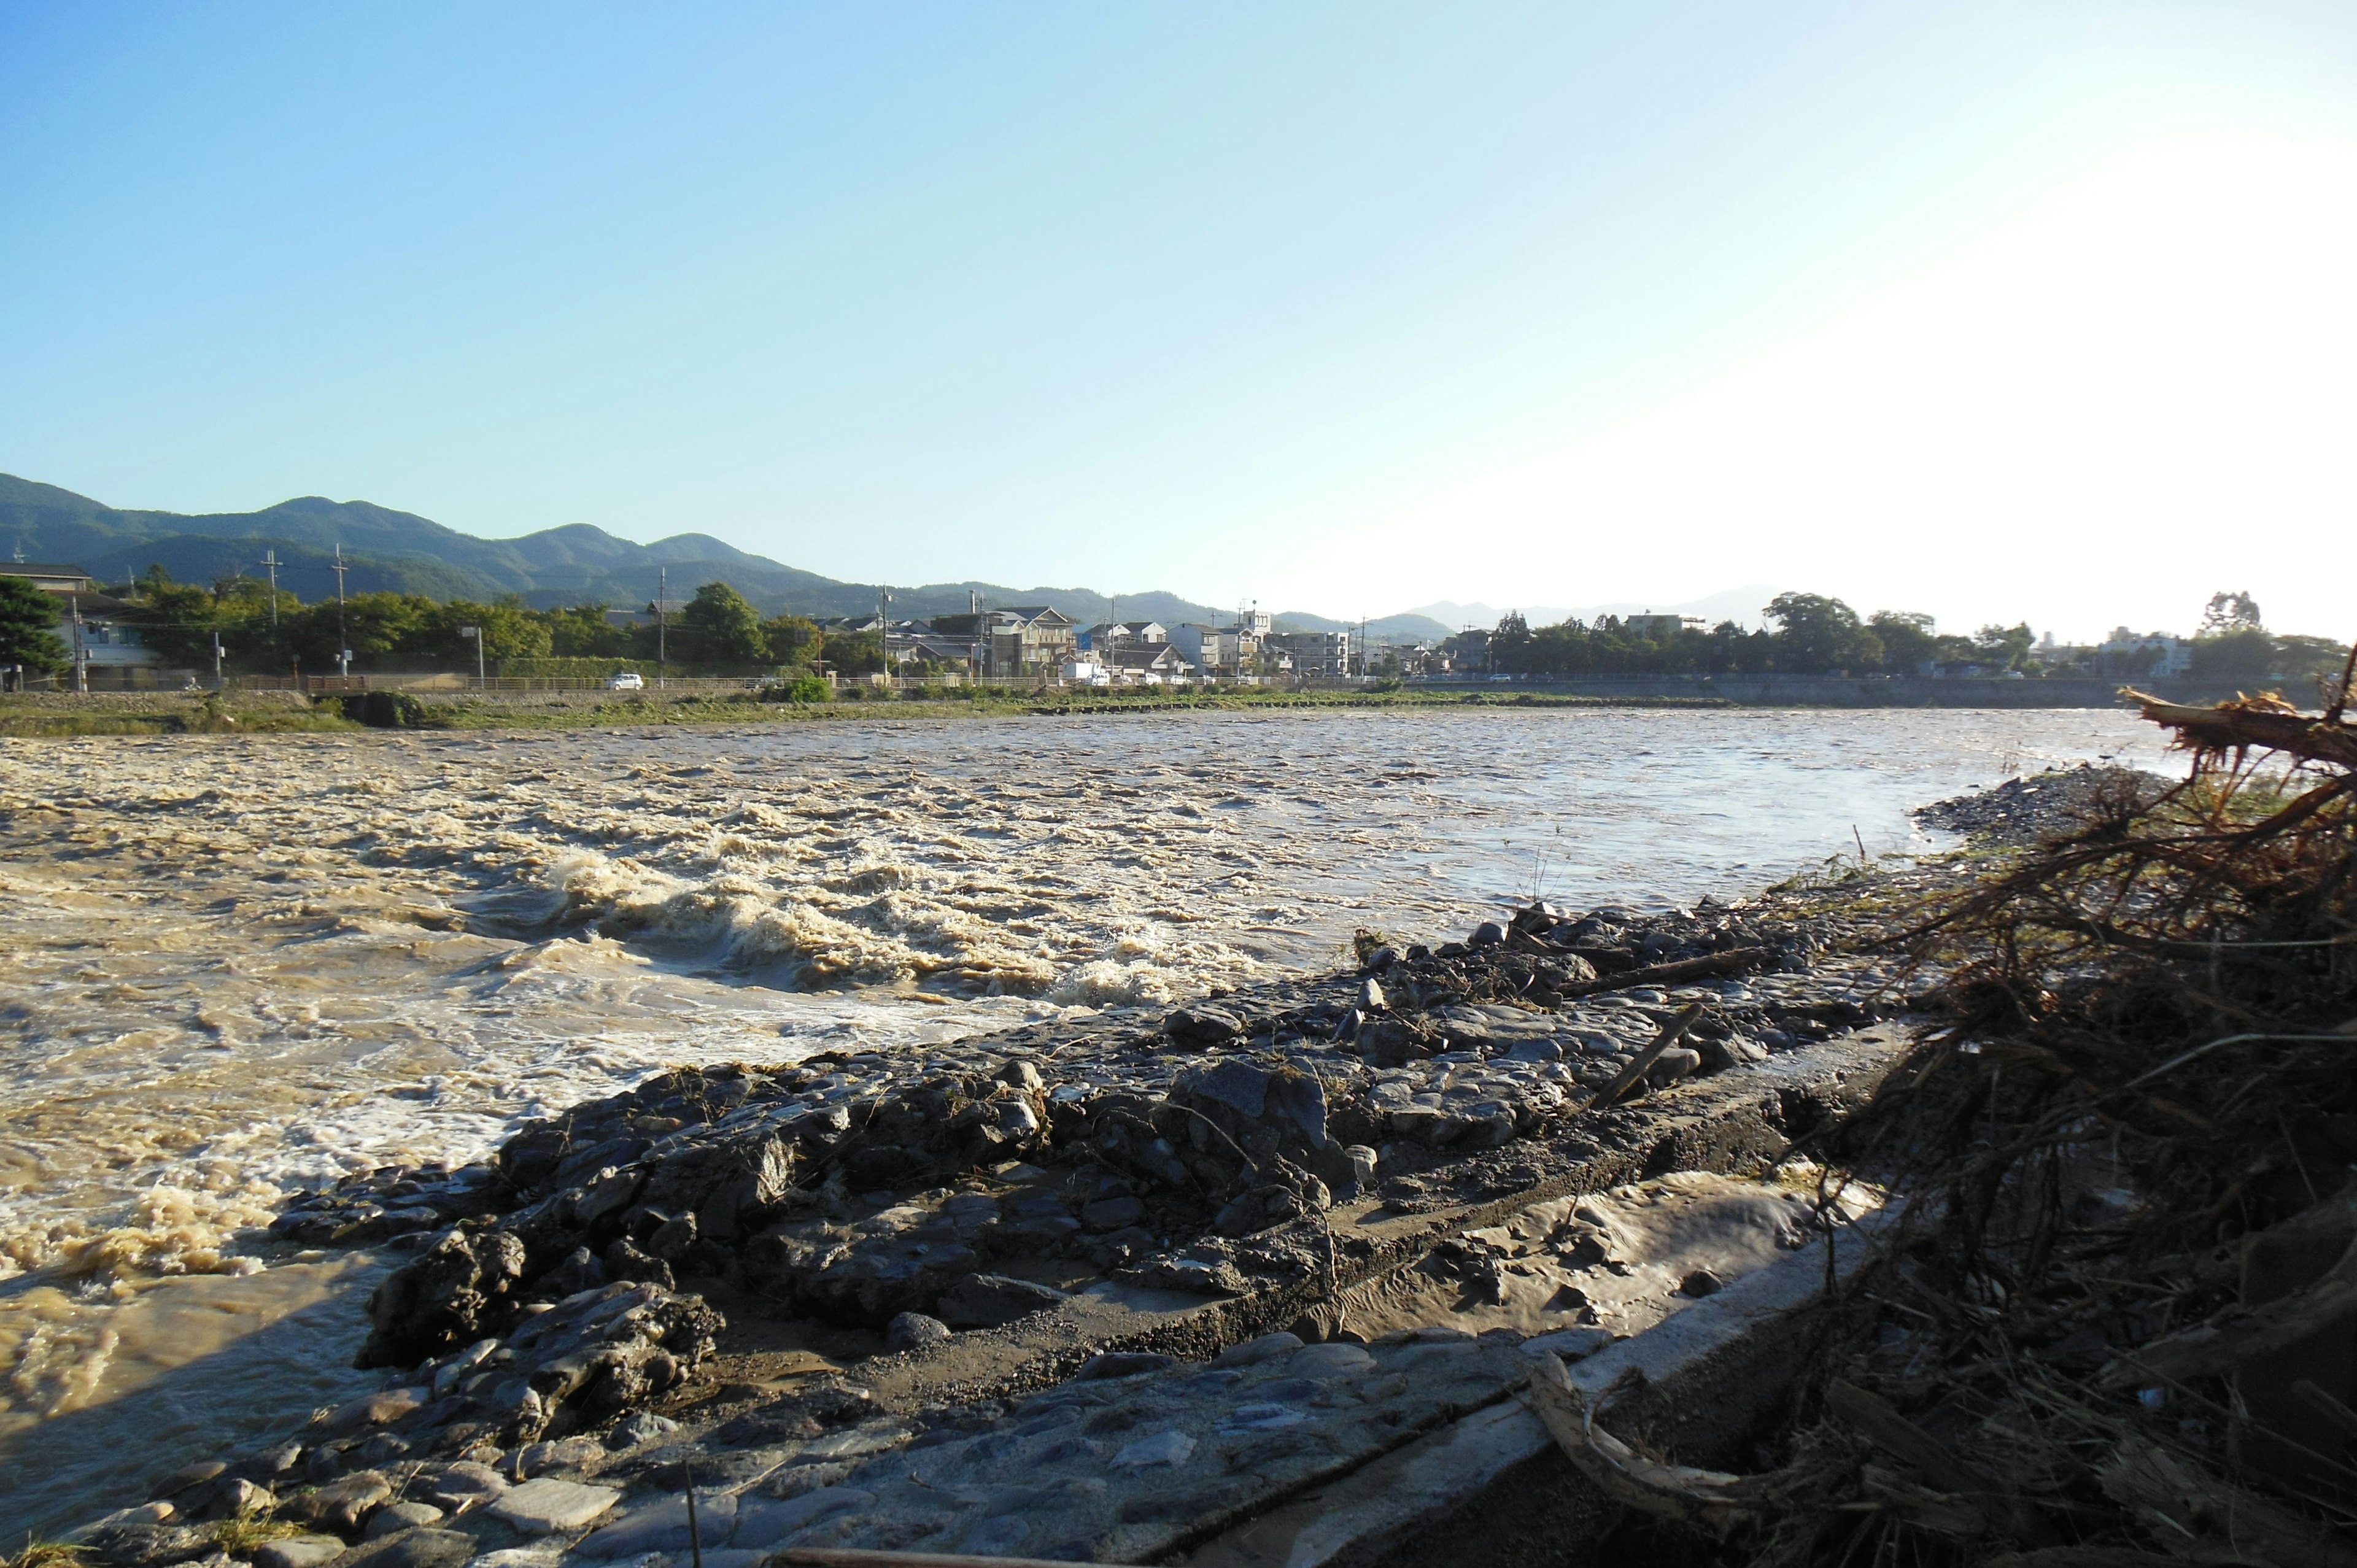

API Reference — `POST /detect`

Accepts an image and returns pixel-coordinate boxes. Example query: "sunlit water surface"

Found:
[0,706,2163,1529]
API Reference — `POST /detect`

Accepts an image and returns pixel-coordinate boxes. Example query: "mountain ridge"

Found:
[0,474,1480,641]
[0,474,1241,630]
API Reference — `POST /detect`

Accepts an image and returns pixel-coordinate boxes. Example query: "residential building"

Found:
[1623,614,1707,639]
[1267,629,1351,677]
[1079,619,1167,655]
[1104,644,1191,684]
[2,564,166,686]
[6,563,97,595]
[924,605,1078,676]
[2096,629,2194,679]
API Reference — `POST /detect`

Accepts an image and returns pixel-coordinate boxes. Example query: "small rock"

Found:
[339,1529,476,1568]
[194,1478,275,1521]
[1080,1194,1144,1230]
[578,1489,739,1556]
[601,1238,674,1289]
[1469,921,1507,947]
[934,1271,1068,1329]
[1680,1268,1725,1298]
[1647,1047,1703,1086]
[1164,1005,1242,1047]
[1361,945,1399,971]
[153,1462,225,1500]
[646,1213,699,1262]
[1212,1332,1303,1367]
[511,1434,605,1479]
[538,1246,605,1300]
[253,1536,347,1568]
[365,1502,447,1538]
[322,1386,427,1434]
[885,1311,953,1352]
[1110,1430,1197,1469]
[285,1470,392,1532]
[606,1410,682,1449]
[1290,1342,1376,1377]
[996,1059,1045,1090]
[247,1442,304,1477]
[1344,1145,1379,1187]
[729,1488,877,1548]
[416,1461,507,1512]
[1360,978,1386,1011]
[486,1475,620,1533]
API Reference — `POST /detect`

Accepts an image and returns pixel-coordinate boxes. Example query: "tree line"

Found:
[1448,591,2350,687]
[0,570,886,676]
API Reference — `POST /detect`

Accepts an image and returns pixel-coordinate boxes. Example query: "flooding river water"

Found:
[0,706,2164,1530]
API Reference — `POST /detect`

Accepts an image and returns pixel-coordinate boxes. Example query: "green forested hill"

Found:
[0,474,1245,625]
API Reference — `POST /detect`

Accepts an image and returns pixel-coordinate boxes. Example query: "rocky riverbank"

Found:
[45,774,2124,1567]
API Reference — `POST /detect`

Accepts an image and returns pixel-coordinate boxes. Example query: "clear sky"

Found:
[4,2,2353,640]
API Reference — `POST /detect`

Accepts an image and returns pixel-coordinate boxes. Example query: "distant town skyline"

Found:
[6,4,2355,643]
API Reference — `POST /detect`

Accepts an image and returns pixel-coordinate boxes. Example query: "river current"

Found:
[0,706,2164,1529]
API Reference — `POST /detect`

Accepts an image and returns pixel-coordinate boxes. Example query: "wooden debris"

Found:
[1522,1356,1784,1537]
[1580,1002,1704,1111]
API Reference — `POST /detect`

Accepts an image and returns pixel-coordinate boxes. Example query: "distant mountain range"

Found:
[1,473,1450,636]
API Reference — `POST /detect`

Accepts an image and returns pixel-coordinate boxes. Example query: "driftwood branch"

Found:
[2124,689,2357,771]
[2098,1436,2357,1568]
[1522,1356,1783,1537]
[2102,1197,2357,1389]
[1826,1380,2053,1545]
[1581,1003,1705,1111]
[1562,946,1777,998]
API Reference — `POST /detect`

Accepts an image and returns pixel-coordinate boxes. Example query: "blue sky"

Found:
[4,3,2355,638]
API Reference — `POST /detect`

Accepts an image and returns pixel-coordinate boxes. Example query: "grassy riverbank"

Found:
[0,684,1733,736]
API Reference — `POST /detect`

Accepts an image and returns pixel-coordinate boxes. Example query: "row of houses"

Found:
[840,602,1401,684]
[0,562,1445,690]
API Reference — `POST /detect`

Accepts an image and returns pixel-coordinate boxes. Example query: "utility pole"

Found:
[212,633,224,690]
[461,625,484,688]
[333,544,350,678]
[259,550,281,630]
[657,566,667,687]
[71,595,88,693]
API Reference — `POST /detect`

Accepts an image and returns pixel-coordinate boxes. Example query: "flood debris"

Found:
[1541,679,2357,1567]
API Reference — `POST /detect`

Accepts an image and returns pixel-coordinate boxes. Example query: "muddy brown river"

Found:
[0,706,2161,1531]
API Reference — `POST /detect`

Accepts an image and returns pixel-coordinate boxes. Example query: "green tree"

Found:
[289,592,435,670]
[546,603,627,658]
[1764,593,1881,673]
[1972,622,2035,673]
[0,576,69,673]
[762,614,821,666]
[1867,611,1941,675]
[827,628,884,676]
[681,582,768,666]
[2274,634,2354,698]
[2200,590,2263,635]
[127,578,227,665]
[424,598,552,665]
[2190,628,2277,685]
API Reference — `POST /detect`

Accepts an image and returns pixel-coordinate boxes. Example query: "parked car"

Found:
[605,671,644,690]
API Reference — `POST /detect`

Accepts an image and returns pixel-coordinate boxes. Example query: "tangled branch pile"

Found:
[1567,677,2357,1566]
